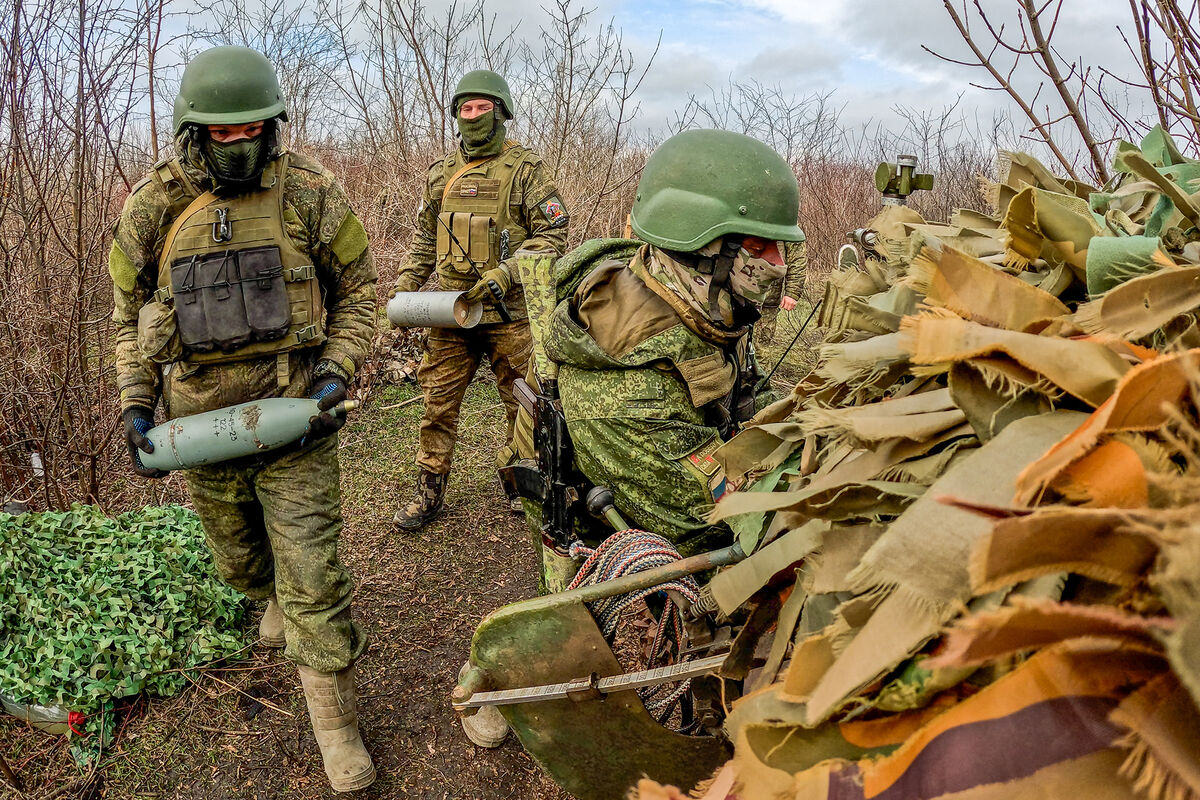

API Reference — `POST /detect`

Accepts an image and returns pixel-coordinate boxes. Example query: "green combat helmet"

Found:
[630,129,804,251]
[173,45,288,134]
[451,69,514,119]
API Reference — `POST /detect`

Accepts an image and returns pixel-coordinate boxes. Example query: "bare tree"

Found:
[0,0,186,509]
[926,0,1112,183]
[191,0,343,144]
[516,2,657,241]
[1113,0,1200,150]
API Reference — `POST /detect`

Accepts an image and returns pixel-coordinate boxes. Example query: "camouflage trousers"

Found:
[185,433,366,672]
[416,320,533,474]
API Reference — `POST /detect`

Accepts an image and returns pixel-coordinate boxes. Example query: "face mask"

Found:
[730,252,786,304]
[456,111,494,145]
[456,108,505,156]
[204,135,265,184]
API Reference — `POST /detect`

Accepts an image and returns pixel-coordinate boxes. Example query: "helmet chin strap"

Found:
[667,235,745,321]
[479,109,500,145]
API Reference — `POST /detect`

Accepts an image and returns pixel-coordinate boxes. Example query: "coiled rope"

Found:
[567,530,702,720]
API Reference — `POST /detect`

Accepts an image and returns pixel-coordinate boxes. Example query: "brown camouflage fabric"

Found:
[416,320,533,474]
[108,139,376,671]
[186,434,365,672]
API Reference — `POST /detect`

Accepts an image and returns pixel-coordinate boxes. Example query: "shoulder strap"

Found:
[152,190,221,301]
[151,158,201,218]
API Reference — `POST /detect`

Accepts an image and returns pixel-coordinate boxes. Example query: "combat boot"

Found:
[259,596,285,648]
[297,665,376,792]
[458,661,509,747]
[392,470,446,531]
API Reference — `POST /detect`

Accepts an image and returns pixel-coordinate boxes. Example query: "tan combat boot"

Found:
[458,661,508,748]
[259,597,285,648]
[392,470,446,531]
[297,665,376,792]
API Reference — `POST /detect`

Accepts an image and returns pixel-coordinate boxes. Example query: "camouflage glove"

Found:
[305,375,349,442]
[463,265,513,306]
[122,406,167,479]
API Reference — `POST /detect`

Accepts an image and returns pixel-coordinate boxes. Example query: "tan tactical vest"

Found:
[435,143,535,292]
[150,155,324,368]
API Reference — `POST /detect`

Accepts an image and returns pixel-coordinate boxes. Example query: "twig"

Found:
[378,395,423,411]
[1021,0,1110,182]
[205,674,294,718]
[0,750,24,794]
[194,725,264,736]
[184,672,293,718]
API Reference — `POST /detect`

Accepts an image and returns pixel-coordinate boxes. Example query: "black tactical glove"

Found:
[305,375,349,443]
[123,406,167,479]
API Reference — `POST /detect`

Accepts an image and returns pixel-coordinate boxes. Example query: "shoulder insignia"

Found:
[537,193,570,229]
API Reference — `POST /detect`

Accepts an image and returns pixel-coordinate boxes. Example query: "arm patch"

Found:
[330,212,369,265]
[537,194,570,229]
[108,240,138,293]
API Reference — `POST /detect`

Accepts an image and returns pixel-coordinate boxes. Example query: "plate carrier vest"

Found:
[149,154,325,368]
[434,142,534,291]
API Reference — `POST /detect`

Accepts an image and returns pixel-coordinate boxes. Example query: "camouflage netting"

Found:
[633,126,1200,800]
[0,505,247,724]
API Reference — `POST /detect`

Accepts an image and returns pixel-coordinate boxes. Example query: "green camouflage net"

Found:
[0,504,247,715]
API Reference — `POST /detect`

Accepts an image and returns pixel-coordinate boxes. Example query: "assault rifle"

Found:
[499,378,588,554]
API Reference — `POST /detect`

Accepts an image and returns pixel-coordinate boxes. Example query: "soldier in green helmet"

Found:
[756,239,808,343]
[390,69,570,531]
[108,46,376,792]
[529,128,805,579]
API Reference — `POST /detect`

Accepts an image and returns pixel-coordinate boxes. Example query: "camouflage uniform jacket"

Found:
[542,240,750,552]
[110,148,377,415]
[393,141,569,325]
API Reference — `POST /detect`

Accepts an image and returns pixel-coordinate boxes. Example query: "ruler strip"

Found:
[454,653,728,709]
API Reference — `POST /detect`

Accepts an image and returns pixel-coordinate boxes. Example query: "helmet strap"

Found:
[665,236,750,326]
[701,237,744,319]
[479,110,499,145]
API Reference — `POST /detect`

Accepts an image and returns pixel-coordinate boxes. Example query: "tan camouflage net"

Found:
[633,125,1200,800]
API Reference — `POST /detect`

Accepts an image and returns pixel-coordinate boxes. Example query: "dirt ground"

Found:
[0,304,819,800]
[0,379,570,800]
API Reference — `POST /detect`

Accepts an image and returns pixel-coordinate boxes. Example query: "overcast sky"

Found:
[161,0,1155,157]
[584,0,1147,140]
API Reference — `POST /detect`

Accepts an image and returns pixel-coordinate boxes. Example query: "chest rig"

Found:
[150,155,324,368]
[435,143,531,291]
